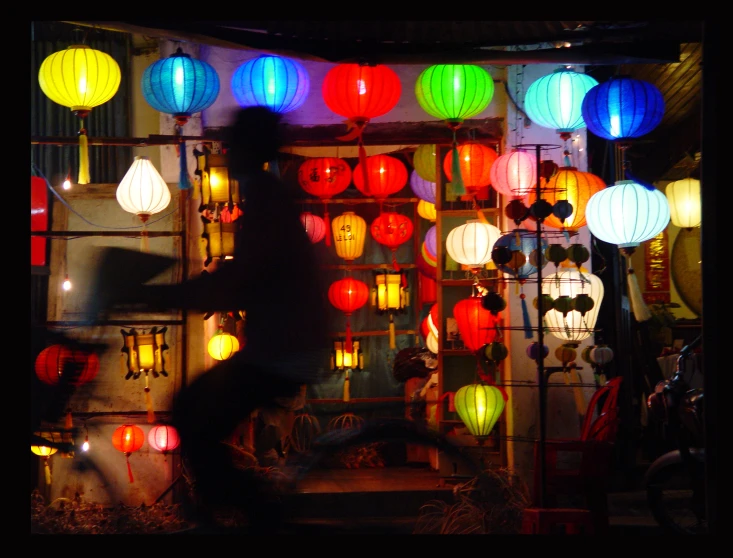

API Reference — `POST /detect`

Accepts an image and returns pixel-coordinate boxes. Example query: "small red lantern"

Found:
[328,277,370,353]
[370,212,414,270]
[112,424,145,483]
[352,154,408,203]
[300,211,327,244]
[298,157,352,245]
[443,143,498,197]
[35,345,100,387]
[453,295,500,353]
[31,176,48,266]
[148,424,180,456]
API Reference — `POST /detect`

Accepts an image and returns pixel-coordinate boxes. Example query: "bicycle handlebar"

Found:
[680,334,703,357]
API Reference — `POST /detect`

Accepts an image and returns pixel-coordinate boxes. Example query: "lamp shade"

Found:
[665,178,701,229]
[298,157,352,198]
[489,149,537,199]
[585,180,670,248]
[116,156,172,220]
[35,344,100,387]
[443,143,498,195]
[454,383,506,441]
[141,48,220,125]
[543,268,604,343]
[231,54,309,113]
[207,332,240,360]
[453,295,500,352]
[331,211,367,262]
[524,68,598,137]
[413,144,437,182]
[352,154,408,200]
[446,220,502,268]
[148,424,180,453]
[300,211,327,243]
[409,170,436,204]
[321,63,401,121]
[581,76,665,141]
[414,65,495,125]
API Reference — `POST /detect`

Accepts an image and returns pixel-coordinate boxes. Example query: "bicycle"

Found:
[644,334,706,534]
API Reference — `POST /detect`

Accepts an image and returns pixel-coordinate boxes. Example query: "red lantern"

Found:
[322,63,402,196]
[453,295,500,353]
[352,154,407,203]
[111,424,145,483]
[297,157,352,245]
[370,212,413,270]
[31,176,48,266]
[416,248,437,280]
[35,345,100,387]
[300,211,327,244]
[328,277,369,353]
[443,143,498,196]
[148,424,180,456]
[419,274,437,306]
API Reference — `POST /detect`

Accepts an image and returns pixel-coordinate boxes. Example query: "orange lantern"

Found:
[112,424,145,483]
[35,344,100,387]
[148,424,180,457]
[352,154,408,208]
[297,157,352,245]
[322,63,401,195]
[328,277,370,352]
[443,143,498,196]
[370,211,414,270]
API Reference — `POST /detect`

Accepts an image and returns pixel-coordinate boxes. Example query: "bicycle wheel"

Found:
[646,458,706,534]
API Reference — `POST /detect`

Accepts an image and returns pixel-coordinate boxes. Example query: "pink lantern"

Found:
[300,211,327,243]
[148,424,181,455]
[490,149,537,199]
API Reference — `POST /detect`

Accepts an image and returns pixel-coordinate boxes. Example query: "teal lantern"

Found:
[524,68,599,140]
[231,55,310,114]
[142,48,221,189]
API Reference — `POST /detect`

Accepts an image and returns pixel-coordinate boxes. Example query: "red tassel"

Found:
[126,455,134,483]
[392,252,400,271]
[345,320,353,353]
[324,204,331,247]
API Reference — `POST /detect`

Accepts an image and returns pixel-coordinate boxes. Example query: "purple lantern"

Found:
[410,170,436,204]
[425,225,437,258]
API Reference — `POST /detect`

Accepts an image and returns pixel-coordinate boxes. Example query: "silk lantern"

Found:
[409,169,436,204]
[331,211,367,263]
[415,65,495,196]
[543,268,604,343]
[300,211,327,243]
[524,68,599,140]
[148,424,180,457]
[31,176,49,266]
[38,44,121,184]
[443,143,499,202]
[352,154,408,211]
[201,219,238,267]
[454,383,507,444]
[665,178,701,229]
[298,157,352,245]
[196,148,241,214]
[489,149,537,199]
[581,75,665,141]
[446,220,502,276]
[112,424,145,483]
[417,200,437,222]
[35,344,100,387]
[370,211,414,271]
[208,330,240,360]
[322,63,402,194]
[142,47,220,190]
[328,277,370,352]
[231,54,309,113]
[373,271,409,349]
[32,432,60,486]
[425,225,438,258]
[453,295,500,353]
[121,327,169,424]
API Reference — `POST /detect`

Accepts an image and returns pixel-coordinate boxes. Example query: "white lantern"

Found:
[665,178,701,229]
[116,156,172,222]
[543,268,604,343]
[585,179,669,249]
[446,220,502,268]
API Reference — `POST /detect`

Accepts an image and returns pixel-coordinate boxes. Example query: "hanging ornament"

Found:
[417,200,437,222]
[297,157,352,245]
[331,211,367,263]
[231,54,310,113]
[443,143,499,221]
[413,144,438,183]
[409,169,437,204]
[120,328,169,424]
[370,212,414,270]
[32,432,59,486]
[505,199,531,228]
[207,317,240,361]
[566,243,590,271]
[481,290,507,316]
[484,341,508,364]
[454,382,508,444]
[453,294,501,354]
[544,244,568,286]
[446,220,502,280]
[590,344,614,384]
[148,424,181,459]
[300,211,327,244]
[328,277,370,352]
[353,154,408,215]
[490,149,537,199]
[666,178,702,229]
[112,424,145,483]
[526,341,549,363]
[35,344,100,387]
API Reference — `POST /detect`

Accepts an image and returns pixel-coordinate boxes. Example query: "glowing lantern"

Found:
[148,424,180,456]
[370,212,414,270]
[112,424,145,483]
[38,44,121,184]
[328,277,370,352]
[298,156,352,245]
[35,344,100,387]
[489,149,537,199]
[524,68,599,140]
[665,178,701,229]
[417,200,437,222]
[121,327,169,424]
[543,268,604,343]
[352,154,408,205]
[31,176,48,266]
[32,431,60,486]
[231,54,309,113]
[196,149,240,213]
[208,331,240,361]
[409,169,436,203]
[331,211,367,263]
[300,211,327,243]
[201,220,238,267]
[141,47,220,190]
[424,225,438,258]
[443,143,498,196]
[331,338,364,372]
[413,144,437,183]
[372,271,409,349]
[581,76,665,141]
[453,295,500,353]
[446,220,502,274]
[322,63,402,194]
[454,383,507,444]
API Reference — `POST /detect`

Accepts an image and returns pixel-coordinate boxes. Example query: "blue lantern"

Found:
[142,48,220,189]
[581,76,665,141]
[524,68,599,139]
[231,55,310,114]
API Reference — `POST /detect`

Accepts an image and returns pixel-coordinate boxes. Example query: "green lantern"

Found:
[571,293,595,315]
[414,144,437,182]
[566,243,589,267]
[484,341,508,363]
[533,293,555,316]
[454,383,506,444]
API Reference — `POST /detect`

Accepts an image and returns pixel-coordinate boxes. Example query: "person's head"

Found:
[226,106,284,176]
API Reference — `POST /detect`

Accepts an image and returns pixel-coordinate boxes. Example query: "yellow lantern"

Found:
[454,383,507,444]
[201,220,238,267]
[331,211,367,263]
[38,45,121,184]
[665,178,701,229]
[208,332,240,361]
[121,327,169,424]
[196,149,241,211]
[330,338,364,403]
[372,271,409,349]
[417,200,437,222]
[32,431,60,486]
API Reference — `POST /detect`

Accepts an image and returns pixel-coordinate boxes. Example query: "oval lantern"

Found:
[453,295,500,352]
[300,211,327,243]
[524,68,599,139]
[331,211,367,263]
[446,220,502,270]
[413,144,437,183]
[353,154,408,201]
[590,345,614,367]
[581,76,665,141]
[328,277,370,353]
[410,170,436,204]
[543,268,604,343]
[35,345,100,387]
[490,149,537,199]
[148,424,181,454]
[454,383,507,443]
[370,212,414,270]
[112,424,145,483]
[417,200,437,222]
[38,44,122,184]
[443,143,498,196]
[298,157,352,246]
[116,156,172,225]
[424,225,438,258]
[207,331,240,360]
[231,54,309,113]
[665,178,701,229]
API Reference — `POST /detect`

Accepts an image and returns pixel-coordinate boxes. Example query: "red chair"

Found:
[532,377,623,534]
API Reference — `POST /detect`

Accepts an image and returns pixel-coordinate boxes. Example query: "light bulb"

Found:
[82,436,90,452]
[62,178,71,190]
[62,275,72,291]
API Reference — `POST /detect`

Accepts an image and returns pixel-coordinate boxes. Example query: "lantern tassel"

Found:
[126,454,134,483]
[450,133,465,196]
[389,314,396,349]
[627,265,652,322]
[177,127,192,190]
[144,375,155,424]
[392,251,400,271]
[343,369,350,402]
[44,458,52,486]
[78,118,90,184]
[521,294,533,339]
[324,203,331,247]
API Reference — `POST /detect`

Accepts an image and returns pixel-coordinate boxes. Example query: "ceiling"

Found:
[64,20,705,184]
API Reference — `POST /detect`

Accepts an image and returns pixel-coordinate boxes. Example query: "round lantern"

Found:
[298,157,352,246]
[300,211,327,243]
[590,345,614,367]
[231,54,309,113]
[32,432,59,486]
[410,170,436,204]
[331,211,367,263]
[112,424,145,483]
[446,220,502,270]
[491,230,548,279]
[415,64,495,125]
[416,247,437,280]
[35,344,100,387]
[443,143,498,195]
[328,277,370,352]
[38,44,122,184]
[581,76,665,141]
[543,268,604,343]
[353,154,408,201]
[413,145,437,183]
[524,68,599,139]
[527,342,550,362]
[207,331,240,360]
[453,295,500,353]
[426,330,439,355]
[417,200,437,222]
[148,424,181,455]
[370,212,414,270]
[425,225,438,258]
[116,156,172,225]
[489,149,537,199]
[665,178,701,229]
[454,383,507,443]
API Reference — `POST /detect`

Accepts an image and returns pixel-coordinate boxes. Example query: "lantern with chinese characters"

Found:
[148,424,180,457]
[231,54,309,113]
[372,270,409,349]
[445,220,502,278]
[31,176,49,266]
[453,295,501,353]
[331,211,367,263]
[300,211,327,243]
[543,268,604,343]
[370,211,414,270]
[112,424,145,483]
[665,178,701,229]
[352,154,408,211]
[322,63,402,194]
[328,277,370,353]
[489,149,537,200]
[38,44,122,184]
[35,344,100,387]
[331,338,364,402]
[298,157,352,245]
[120,327,169,424]
[32,431,60,486]
[454,383,507,444]
[409,169,436,204]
